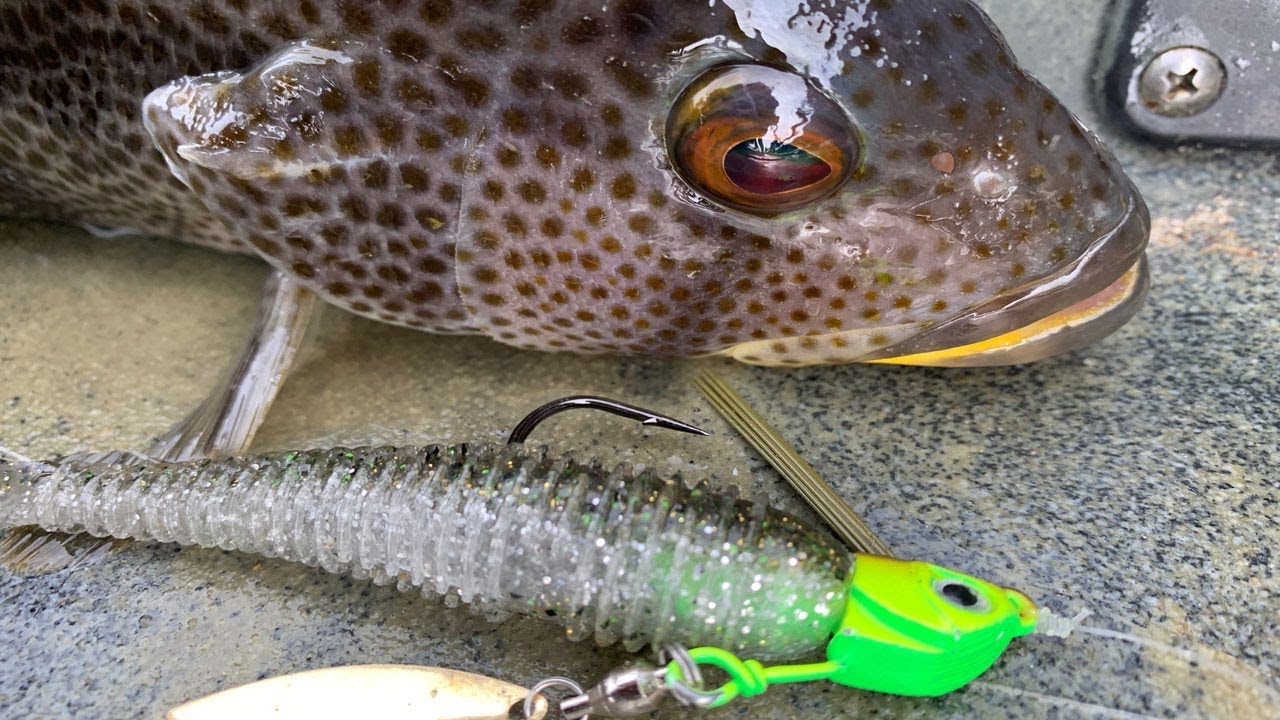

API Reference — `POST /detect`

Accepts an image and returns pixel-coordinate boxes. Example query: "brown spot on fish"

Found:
[610,174,636,200]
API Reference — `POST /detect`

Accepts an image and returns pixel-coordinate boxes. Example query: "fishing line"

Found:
[1039,607,1279,703]
[0,444,37,464]
[977,606,1280,718]
[971,681,1162,720]
[0,444,56,473]
[1071,622,1280,704]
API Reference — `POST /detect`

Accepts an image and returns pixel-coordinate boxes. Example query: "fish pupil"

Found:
[723,139,832,195]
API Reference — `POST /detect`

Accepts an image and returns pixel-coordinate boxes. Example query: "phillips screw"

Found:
[1138,46,1227,117]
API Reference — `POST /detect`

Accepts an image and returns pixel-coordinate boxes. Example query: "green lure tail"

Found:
[667,554,1039,706]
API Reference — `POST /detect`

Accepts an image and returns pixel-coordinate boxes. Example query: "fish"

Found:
[0,0,1148,369]
[0,442,1040,697]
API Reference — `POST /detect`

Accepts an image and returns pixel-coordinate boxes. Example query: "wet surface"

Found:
[2,0,1279,717]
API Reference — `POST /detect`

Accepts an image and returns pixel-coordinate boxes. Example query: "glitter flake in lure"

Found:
[0,0,1148,368]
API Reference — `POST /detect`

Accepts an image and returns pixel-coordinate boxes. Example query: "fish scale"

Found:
[0,0,1148,366]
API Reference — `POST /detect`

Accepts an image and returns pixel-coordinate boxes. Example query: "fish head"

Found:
[662,0,1151,366]
[142,0,1147,365]
[826,554,1039,696]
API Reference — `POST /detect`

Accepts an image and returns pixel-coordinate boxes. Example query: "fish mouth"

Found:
[868,255,1148,366]
[864,188,1151,367]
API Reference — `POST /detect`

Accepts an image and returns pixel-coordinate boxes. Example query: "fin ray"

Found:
[149,270,316,461]
[0,526,130,576]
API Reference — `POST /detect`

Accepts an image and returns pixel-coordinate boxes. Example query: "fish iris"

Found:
[667,64,858,214]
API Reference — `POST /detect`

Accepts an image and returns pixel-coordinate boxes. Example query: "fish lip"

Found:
[870,256,1149,367]
[862,185,1151,363]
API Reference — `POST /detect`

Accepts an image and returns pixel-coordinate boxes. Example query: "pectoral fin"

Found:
[149,270,316,462]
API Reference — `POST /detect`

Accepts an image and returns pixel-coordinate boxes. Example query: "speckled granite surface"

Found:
[2,1,1278,718]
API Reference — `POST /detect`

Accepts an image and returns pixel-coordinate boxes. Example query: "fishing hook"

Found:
[507,396,710,444]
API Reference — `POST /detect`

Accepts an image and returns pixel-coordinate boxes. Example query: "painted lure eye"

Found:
[933,579,992,613]
[667,64,859,214]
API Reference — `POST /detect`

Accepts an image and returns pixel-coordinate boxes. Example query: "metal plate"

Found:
[1096,0,1280,145]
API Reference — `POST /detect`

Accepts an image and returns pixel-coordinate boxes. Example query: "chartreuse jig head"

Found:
[550,554,1040,718]
[829,555,1037,697]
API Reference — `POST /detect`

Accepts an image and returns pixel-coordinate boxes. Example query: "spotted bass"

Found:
[0,0,1148,367]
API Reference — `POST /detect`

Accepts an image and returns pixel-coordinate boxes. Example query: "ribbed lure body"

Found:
[0,445,849,660]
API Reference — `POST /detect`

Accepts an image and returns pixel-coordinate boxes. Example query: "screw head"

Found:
[1139,46,1227,117]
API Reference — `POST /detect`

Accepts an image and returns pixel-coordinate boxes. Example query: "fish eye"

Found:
[933,579,992,613]
[666,64,859,215]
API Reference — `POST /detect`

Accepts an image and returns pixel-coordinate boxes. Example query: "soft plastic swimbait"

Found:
[0,439,1040,701]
